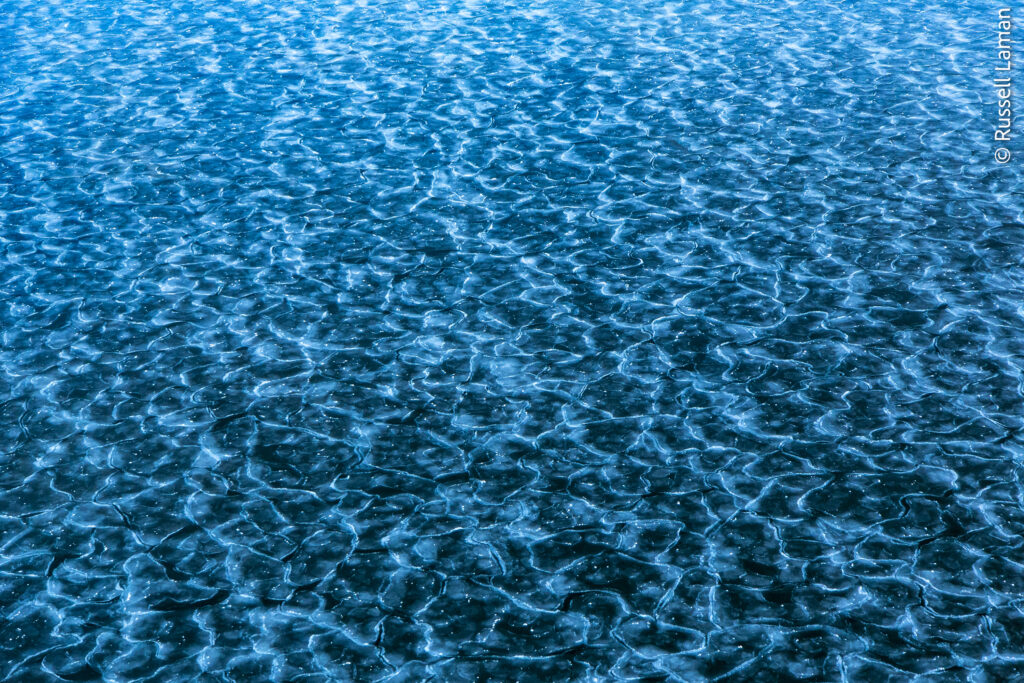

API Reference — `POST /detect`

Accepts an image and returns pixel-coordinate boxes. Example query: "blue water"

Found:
[2,0,1023,680]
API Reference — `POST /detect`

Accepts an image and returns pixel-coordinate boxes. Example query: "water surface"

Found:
[2,0,1023,680]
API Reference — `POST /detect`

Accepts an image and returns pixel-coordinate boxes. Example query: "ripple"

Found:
[2,0,1024,681]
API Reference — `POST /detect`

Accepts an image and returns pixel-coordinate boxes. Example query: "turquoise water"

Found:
[1,0,1023,680]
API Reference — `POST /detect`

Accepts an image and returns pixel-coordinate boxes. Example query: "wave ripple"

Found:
[2,0,1023,680]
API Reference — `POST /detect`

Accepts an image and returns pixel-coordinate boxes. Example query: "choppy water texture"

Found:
[2,0,1024,680]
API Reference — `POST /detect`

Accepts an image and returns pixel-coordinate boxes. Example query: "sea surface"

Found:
[2,0,1024,680]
